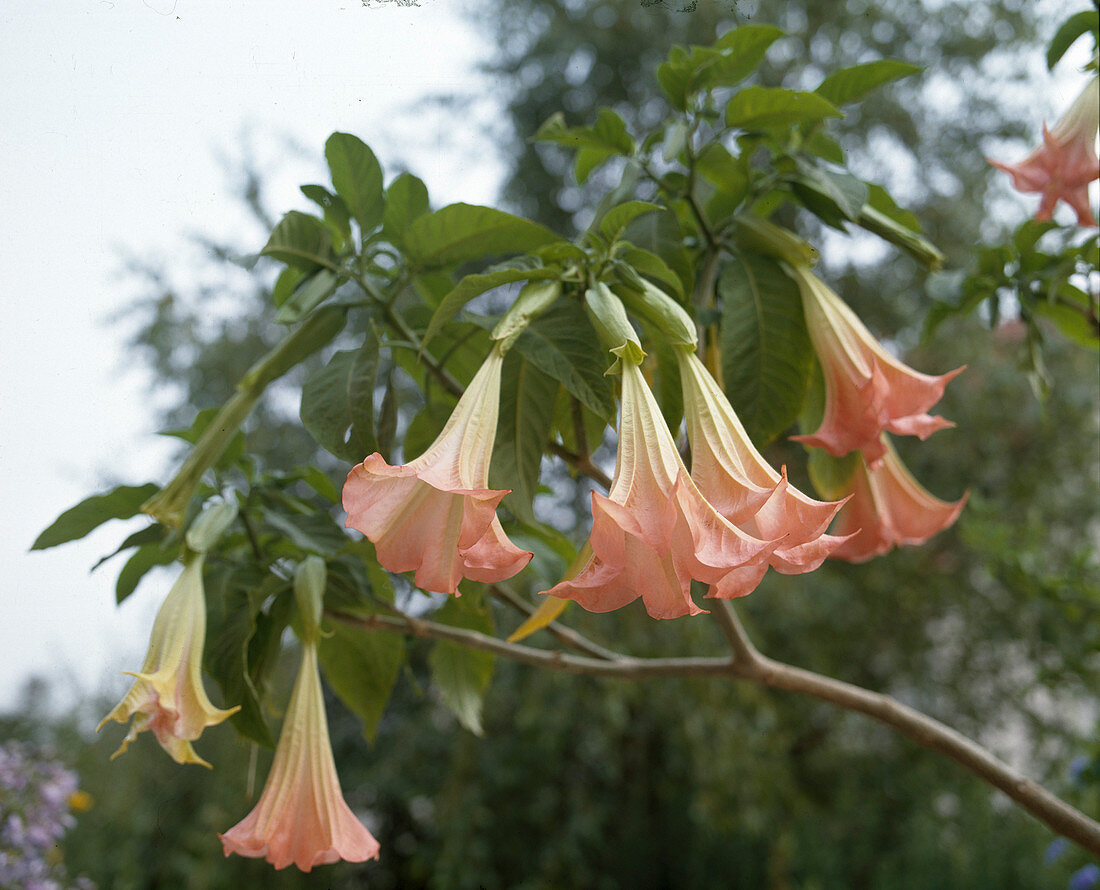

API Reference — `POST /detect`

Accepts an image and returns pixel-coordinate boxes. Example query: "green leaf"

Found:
[864,183,922,232]
[597,201,662,244]
[116,541,179,604]
[262,211,334,271]
[91,524,166,572]
[204,567,283,748]
[617,246,686,299]
[695,143,750,206]
[318,620,404,742]
[718,253,813,446]
[421,261,558,350]
[814,60,921,106]
[382,172,430,248]
[33,483,161,550]
[726,87,842,130]
[697,24,785,91]
[788,159,869,229]
[491,350,559,523]
[274,269,341,325]
[1047,10,1099,70]
[260,506,349,556]
[807,448,860,501]
[272,265,307,308]
[429,592,495,735]
[300,184,352,244]
[299,335,380,462]
[536,108,634,156]
[405,203,565,270]
[510,301,617,421]
[325,132,384,234]
[656,45,698,110]
[403,398,454,462]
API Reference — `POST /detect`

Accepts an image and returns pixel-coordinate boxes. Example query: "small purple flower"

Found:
[1044,837,1069,865]
[1071,864,1100,890]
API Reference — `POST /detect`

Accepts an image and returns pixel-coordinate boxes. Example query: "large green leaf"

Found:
[536,108,634,183]
[203,566,283,748]
[421,261,558,350]
[382,172,430,249]
[115,541,179,604]
[33,483,161,550]
[300,184,352,244]
[491,350,559,523]
[726,87,841,131]
[696,24,785,91]
[318,620,404,742]
[509,301,617,421]
[597,201,662,244]
[299,334,380,462]
[788,159,869,229]
[262,211,335,271]
[325,132,384,234]
[718,253,813,446]
[428,592,495,736]
[1047,10,1099,70]
[814,59,921,106]
[405,203,564,270]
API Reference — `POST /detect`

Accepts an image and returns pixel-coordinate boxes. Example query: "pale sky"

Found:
[1,0,503,713]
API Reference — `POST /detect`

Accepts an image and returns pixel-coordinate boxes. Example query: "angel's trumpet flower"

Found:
[343,347,531,594]
[97,555,238,767]
[544,352,778,619]
[219,641,381,871]
[789,266,963,466]
[830,438,967,563]
[677,350,851,574]
[989,76,1100,227]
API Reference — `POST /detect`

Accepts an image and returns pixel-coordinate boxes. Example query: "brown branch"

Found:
[710,600,1100,858]
[488,583,620,661]
[333,604,1100,857]
[328,609,732,678]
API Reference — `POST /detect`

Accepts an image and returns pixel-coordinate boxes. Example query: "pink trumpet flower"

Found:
[677,350,851,573]
[829,438,967,563]
[543,354,778,619]
[343,347,531,594]
[219,640,381,872]
[789,266,964,466]
[97,555,239,767]
[988,76,1100,227]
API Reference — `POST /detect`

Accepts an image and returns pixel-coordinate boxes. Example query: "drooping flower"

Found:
[98,555,239,767]
[543,353,778,619]
[343,347,531,594]
[988,76,1100,227]
[677,349,851,574]
[789,265,964,466]
[219,641,381,871]
[829,438,967,563]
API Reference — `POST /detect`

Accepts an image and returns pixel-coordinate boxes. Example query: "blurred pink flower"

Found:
[219,641,381,872]
[678,350,851,574]
[789,266,963,466]
[989,77,1100,227]
[97,556,238,767]
[343,348,531,594]
[543,355,777,619]
[830,439,967,563]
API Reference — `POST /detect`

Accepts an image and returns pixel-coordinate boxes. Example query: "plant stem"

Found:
[332,604,1100,857]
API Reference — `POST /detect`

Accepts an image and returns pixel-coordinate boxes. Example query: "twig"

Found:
[488,584,620,661]
[332,605,1100,857]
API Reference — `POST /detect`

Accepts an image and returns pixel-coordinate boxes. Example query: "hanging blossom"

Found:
[988,76,1100,228]
[788,265,964,466]
[220,640,381,871]
[343,347,531,594]
[829,436,967,563]
[543,350,779,619]
[677,349,851,574]
[98,555,238,767]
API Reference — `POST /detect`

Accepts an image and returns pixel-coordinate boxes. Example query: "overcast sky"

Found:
[1,1,504,713]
